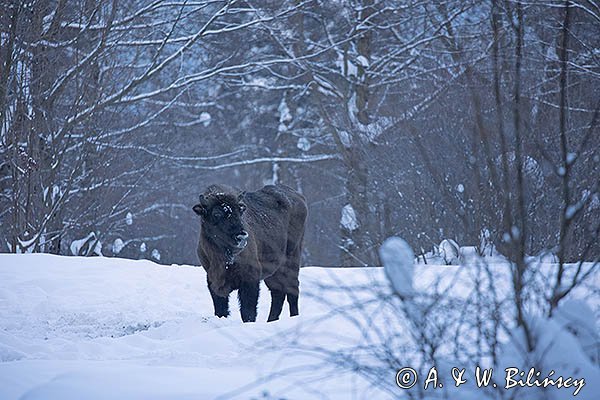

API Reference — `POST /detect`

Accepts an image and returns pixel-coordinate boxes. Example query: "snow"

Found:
[70,233,102,256]
[15,236,36,254]
[356,55,370,68]
[338,130,352,148]
[336,53,358,77]
[297,137,311,152]
[523,156,543,188]
[43,185,61,204]
[0,254,390,400]
[566,190,592,220]
[277,96,292,133]
[42,10,56,35]
[511,225,520,238]
[125,212,133,226]
[565,204,578,220]
[590,193,600,210]
[380,237,414,297]
[278,97,292,124]
[439,238,460,265]
[151,249,161,261]
[0,253,597,400]
[198,112,211,127]
[546,44,559,61]
[340,203,359,231]
[553,299,599,364]
[112,238,125,254]
[497,314,600,399]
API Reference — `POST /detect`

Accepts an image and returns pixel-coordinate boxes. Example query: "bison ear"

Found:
[237,191,246,201]
[192,203,205,216]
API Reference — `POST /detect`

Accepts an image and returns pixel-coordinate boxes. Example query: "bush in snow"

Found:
[438,239,460,265]
[553,299,599,364]
[70,232,102,256]
[497,310,599,399]
[478,228,495,256]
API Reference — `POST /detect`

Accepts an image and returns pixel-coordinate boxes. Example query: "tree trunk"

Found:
[340,0,375,265]
[340,145,372,265]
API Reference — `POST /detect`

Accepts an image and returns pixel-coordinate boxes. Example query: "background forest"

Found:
[1,0,598,267]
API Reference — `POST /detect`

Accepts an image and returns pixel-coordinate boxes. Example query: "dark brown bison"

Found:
[193,184,307,322]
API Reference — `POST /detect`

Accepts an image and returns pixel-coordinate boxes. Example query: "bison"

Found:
[193,184,307,322]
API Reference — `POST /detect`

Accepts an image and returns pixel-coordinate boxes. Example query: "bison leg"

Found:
[207,277,229,318]
[283,235,302,319]
[238,280,260,322]
[209,289,230,318]
[287,293,299,317]
[282,190,306,319]
[267,289,286,322]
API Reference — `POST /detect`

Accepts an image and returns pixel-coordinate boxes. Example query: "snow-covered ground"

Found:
[0,254,392,400]
[0,253,598,399]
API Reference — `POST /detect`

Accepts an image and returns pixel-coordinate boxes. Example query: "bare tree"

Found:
[0,0,306,255]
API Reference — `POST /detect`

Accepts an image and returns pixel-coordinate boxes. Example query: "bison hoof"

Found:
[241,314,257,323]
[215,311,229,318]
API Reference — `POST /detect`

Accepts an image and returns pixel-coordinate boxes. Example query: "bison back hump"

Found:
[259,185,306,215]
[243,184,307,256]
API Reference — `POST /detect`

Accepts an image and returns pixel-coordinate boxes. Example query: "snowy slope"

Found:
[0,254,598,400]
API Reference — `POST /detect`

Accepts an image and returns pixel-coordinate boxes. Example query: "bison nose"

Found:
[235,231,248,249]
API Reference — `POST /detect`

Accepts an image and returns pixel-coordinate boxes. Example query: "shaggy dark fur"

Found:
[193,184,307,322]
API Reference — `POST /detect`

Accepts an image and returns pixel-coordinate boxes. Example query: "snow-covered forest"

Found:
[0,0,599,399]
[1,0,597,266]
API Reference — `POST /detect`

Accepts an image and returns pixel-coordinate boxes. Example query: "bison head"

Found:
[193,185,248,252]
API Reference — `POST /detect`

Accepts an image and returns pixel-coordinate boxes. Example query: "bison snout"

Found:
[235,231,248,248]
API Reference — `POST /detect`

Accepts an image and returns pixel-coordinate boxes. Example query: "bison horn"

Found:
[192,203,204,216]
